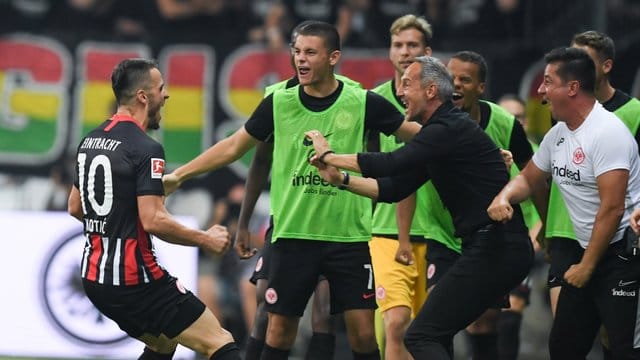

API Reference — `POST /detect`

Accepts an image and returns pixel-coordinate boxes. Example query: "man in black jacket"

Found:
[304,56,534,360]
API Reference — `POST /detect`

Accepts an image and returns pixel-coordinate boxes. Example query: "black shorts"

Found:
[547,237,584,288]
[249,220,274,285]
[82,275,205,339]
[249,224,328,285]
[265,239,377,316]
[425,239,460,288]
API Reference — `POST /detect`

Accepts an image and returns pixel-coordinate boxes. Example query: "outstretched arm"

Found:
[487,161,549,222]
[163,126,259,195]
[315,162,379,199]
[138,195,231,255]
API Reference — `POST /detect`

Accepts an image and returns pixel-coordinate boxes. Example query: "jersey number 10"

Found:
[77,153,114,216]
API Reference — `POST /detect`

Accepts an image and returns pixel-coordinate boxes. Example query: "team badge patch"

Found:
[427,263,436,280]
[572,147,585,165]
[376,286,386,300]
[151,158,165,179]
[265,288,278,304]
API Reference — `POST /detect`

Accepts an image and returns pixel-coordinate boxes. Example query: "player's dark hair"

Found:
[451,51,488,83]
[294,20,341,52]
[544,47,596,95]
[571,30,615,62]
[111,58,159,105]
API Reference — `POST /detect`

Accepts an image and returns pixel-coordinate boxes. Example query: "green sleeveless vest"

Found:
[483,101,541,230]
[546,97,640,239]
[370,80,428,237]
[271,85,371,242]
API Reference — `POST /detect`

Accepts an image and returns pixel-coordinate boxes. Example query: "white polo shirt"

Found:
[533,101,640,248]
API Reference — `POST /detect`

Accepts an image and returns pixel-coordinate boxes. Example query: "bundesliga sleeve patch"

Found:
[151,158,165,179]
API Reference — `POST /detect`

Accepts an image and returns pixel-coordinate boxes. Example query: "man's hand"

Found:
[235,227,258,259]
[304,130,331,162]
[162,173,182,196]
[487,195,514,222]
[631,208,640,235]
[535,224,552,262]
[202,224,230,255]
[564,262,594,288]
[395,242,414,266]
[309,157,343,185]
[500,149,513,170]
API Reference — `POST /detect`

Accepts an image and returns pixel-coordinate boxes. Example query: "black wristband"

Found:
[318,150,335,163]
[338,171,350,190]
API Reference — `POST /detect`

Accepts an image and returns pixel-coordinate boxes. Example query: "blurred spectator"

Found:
[498,93,533,141]
[335,0,385,47]
[154,0,229,43]
[46,0,116,40]
[253,1,292,51]
[45,160,74,211]
[607,0,640,38]
[0,173,24,210]
[376,0,426,23]
[0,171,66,211]
[249,0,341,51]
[211,183,259,340]
[436,0,525,46]
[4,0,51,32]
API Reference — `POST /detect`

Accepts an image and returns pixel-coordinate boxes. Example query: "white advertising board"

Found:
[0,211,198,359]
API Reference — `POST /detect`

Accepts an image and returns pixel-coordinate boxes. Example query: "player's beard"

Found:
[148,109,161,130]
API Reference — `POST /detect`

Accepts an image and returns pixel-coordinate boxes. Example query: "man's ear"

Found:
[425,83,437,100]
[329,50,341,67]
[602,58,613,76]
[567,80,579,96]
[137,89,147,105]
[478,82,486,96]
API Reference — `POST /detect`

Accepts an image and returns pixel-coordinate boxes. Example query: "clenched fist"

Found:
[202,224,231,255]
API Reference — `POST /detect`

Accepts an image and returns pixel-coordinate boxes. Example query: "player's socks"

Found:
[497,310,522,360]
[209,342,240,360]
[138,347,174,360]
[260,344,290,360]
[245,336,265,360]
[467,332,498,360]
[305,332,336,360]
[353,349,381,360]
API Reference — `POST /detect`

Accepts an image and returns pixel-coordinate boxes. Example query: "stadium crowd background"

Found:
[1,0,640,359]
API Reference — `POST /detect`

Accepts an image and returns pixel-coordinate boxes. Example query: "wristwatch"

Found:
[338,171,350,190]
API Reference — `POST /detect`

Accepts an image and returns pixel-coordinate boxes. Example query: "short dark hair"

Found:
[290,20,316,46]
[294,20,341,52]
[571,30,615,62]
[451,51,488,83]
[544,47,595,95]
[111,58,159,105]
